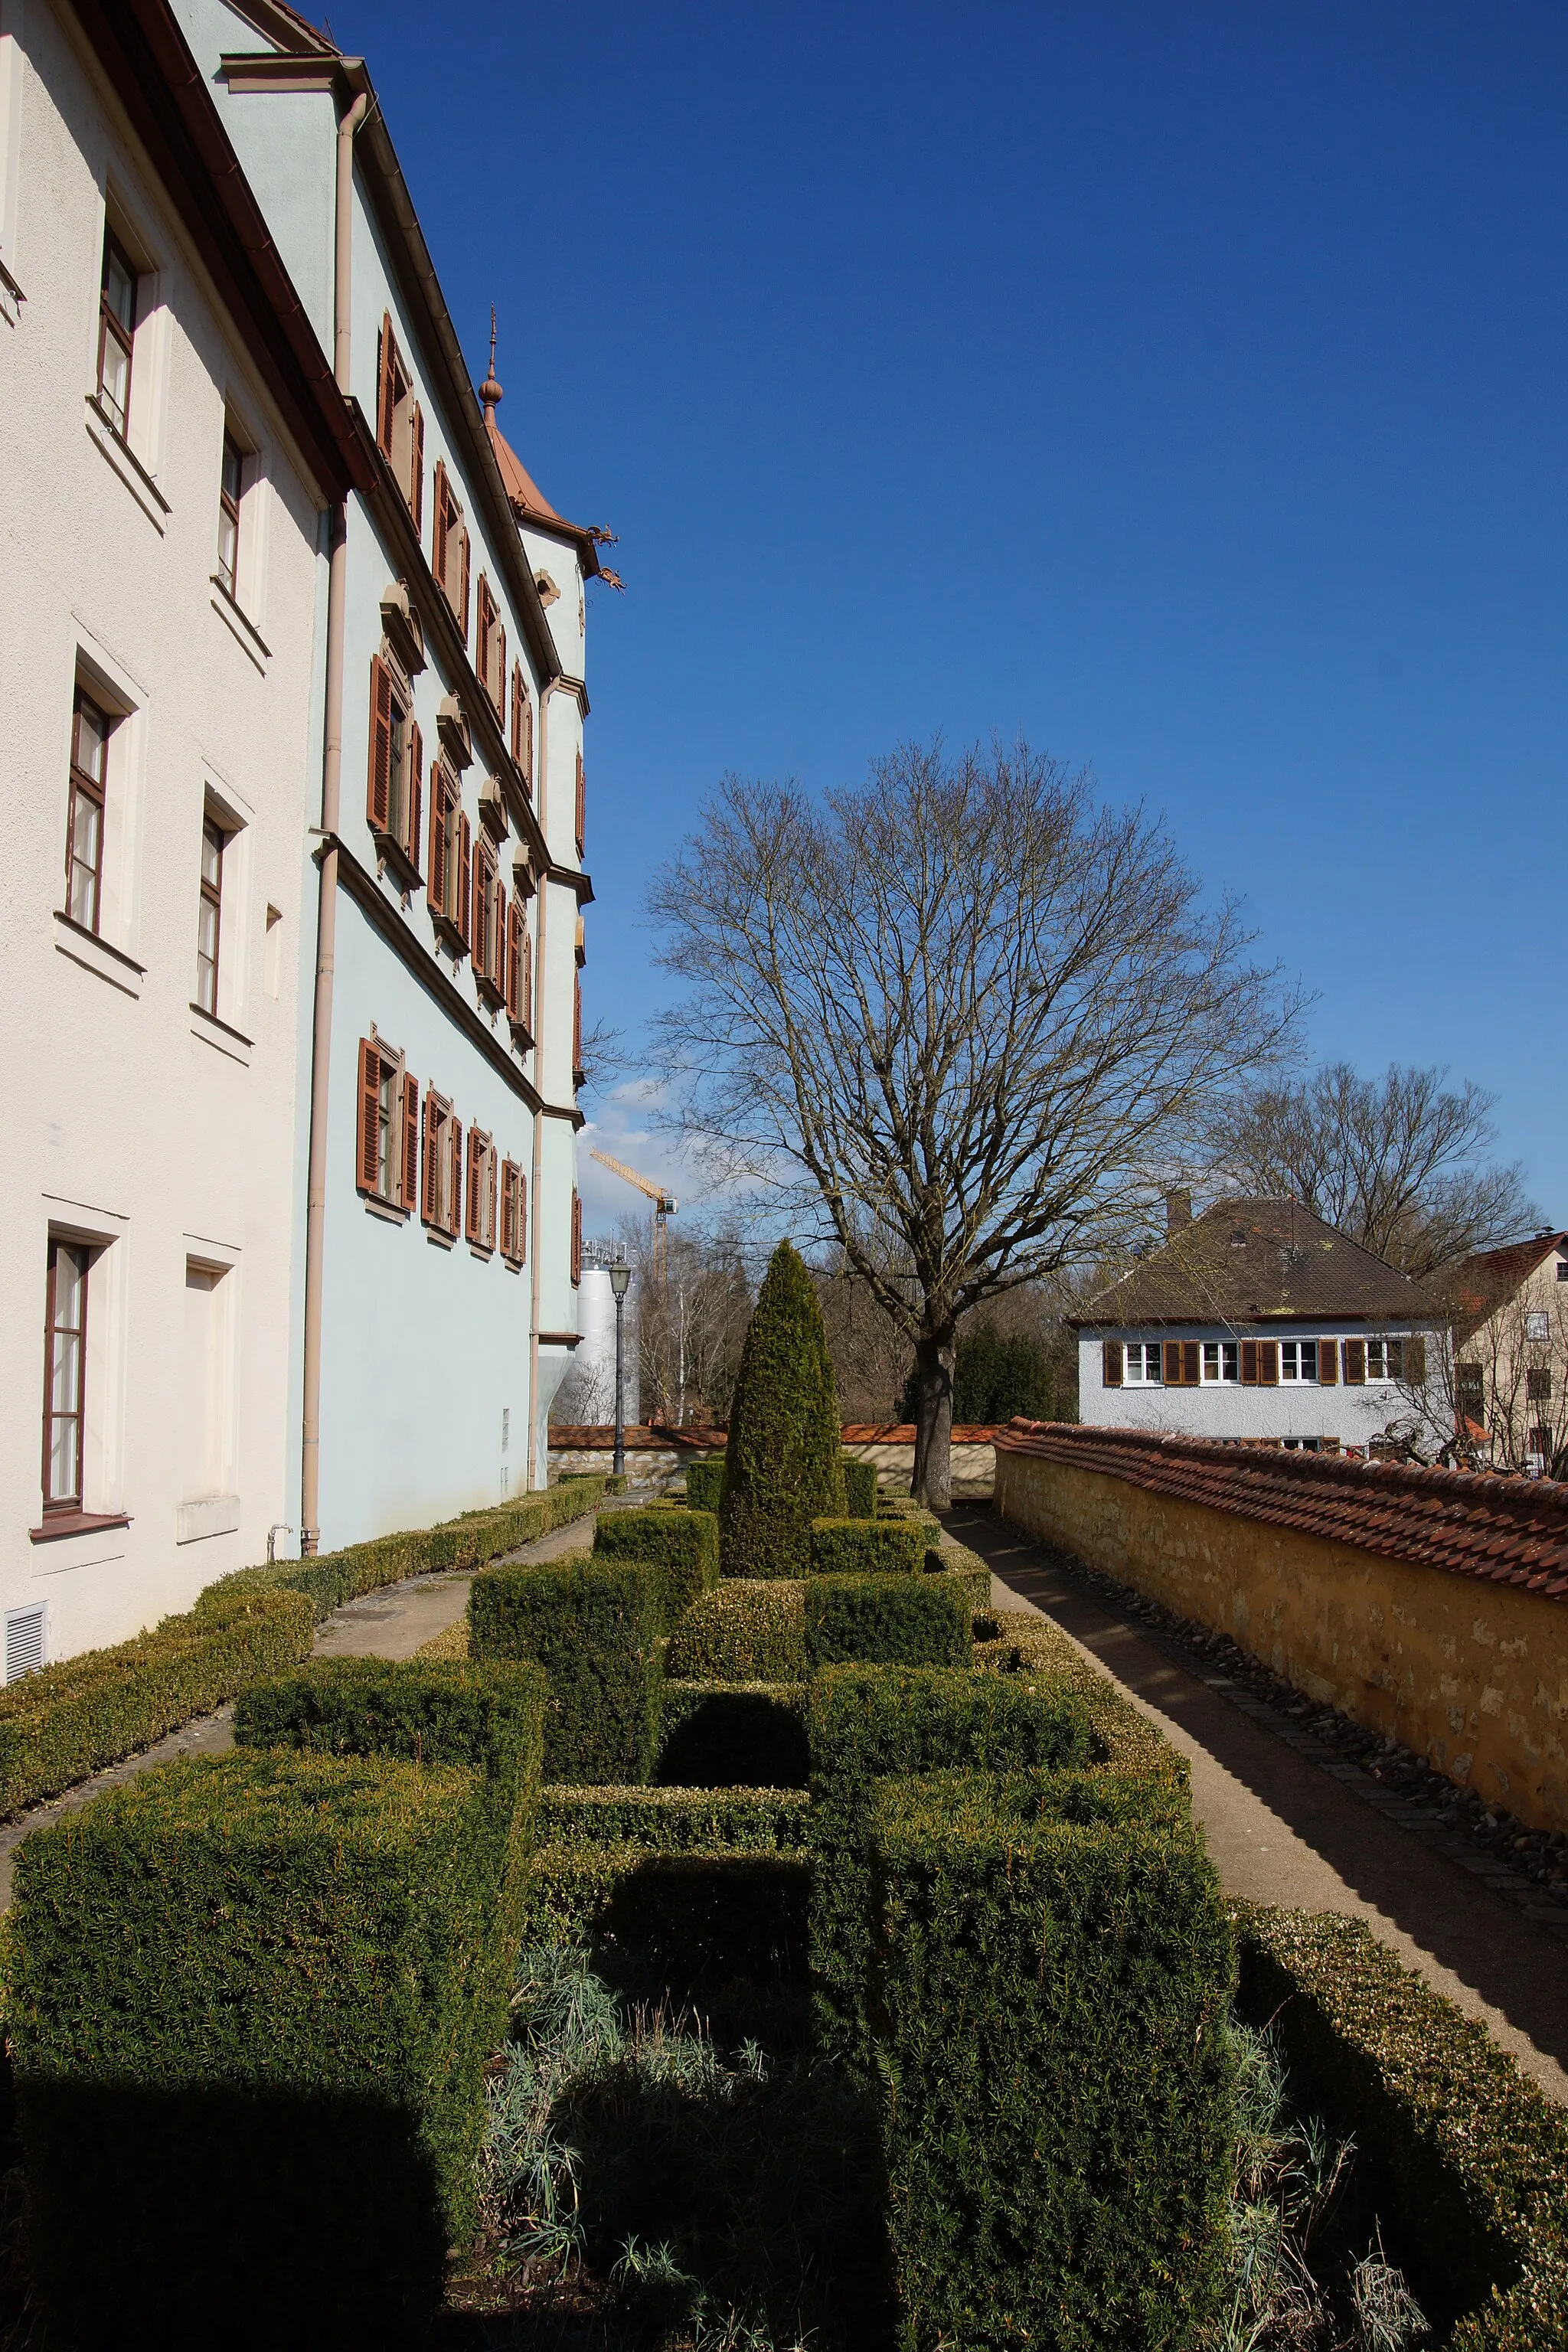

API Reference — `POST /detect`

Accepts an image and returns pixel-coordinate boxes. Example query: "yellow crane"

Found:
[589,1150,678,1283]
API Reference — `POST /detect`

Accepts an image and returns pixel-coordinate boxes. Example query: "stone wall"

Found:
[995,1428,1568,1834]
[549,1424,1000,1498]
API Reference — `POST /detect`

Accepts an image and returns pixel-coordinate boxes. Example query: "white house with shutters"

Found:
[178,0,599,1552]
[0,0,360,1662]
[1074,1197,1445,1456]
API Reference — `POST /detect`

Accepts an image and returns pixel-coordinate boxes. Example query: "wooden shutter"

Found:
[368,655,392,829]
[499,1161,514,1259]
[421,1096,438,1223]
[1241,1340,1259,1385]
[407,721,423,868]
[1102,1340,1123,1387]
[1163,1340,1182,1386]
[356,1039,380,1191]
[506,897,523,1018]
[410,403,424,531]
[459,528,470,642]
[1403,1334,1426,1384]
[466,1129,479,1243]
[376,315,395,456]
[428,766,447,914]
[1182,1340,1200,1387]
[1344,1338,1366,1386]
[1259,1341,1279,1386]
[475,578,489,689]
[518,1167,528,1262]
[1318,1338,1338,1385]
[433,460,449,588]
[575,747,585,853]
[400,1072,419,1210]
[448,1117,462,1237]
[485,1145,498,1250]
[457,812,472,950]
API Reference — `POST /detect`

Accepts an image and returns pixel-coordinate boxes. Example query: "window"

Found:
[1201,1341,1240,1383]
[1527,1367,1553,1403]
[433,460,470,639]
[1280,1436,1322,1453]
[1456,1361,1485,1425]
[500,1158,527,1266]
[181,1260,233,1501]
[570,1188,583,1285]
[1123,1342,1161,1384]
[1365,1338,1404,1381]
[194,813,224,1014]
[573,974,584,1084]
[368,656,423,880]
[472,837,505,1004]
[466,1128,497,1253]
[42,1240,88,1511]
[64,687,111,933]
[96,224,137,436]
[427,760,469,950]
[505,897,532,1040]
[511,663,531,789]
[376,314,423,526]
[1525,1311,1551,1344]
[1162,1340,1202,1386]
[356,1036,418,1212]
[1280,1340,1318,1383]
[475,577,506,714]
[421,1090,462,1240]
[1557,1260,1568,1283]
[216,430,243,596]
[574,746,586,858]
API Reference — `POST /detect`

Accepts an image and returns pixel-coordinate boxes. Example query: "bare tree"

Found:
[648,739,1297,1506]
[1218,1063,1538,1279]
[620,1214,755,1427]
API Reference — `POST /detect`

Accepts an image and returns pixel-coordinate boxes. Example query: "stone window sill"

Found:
[30,1511,132,1544]
[210,576,270,675]
[54,908,145,998]
[190,1002,253,1065]
[85,396,169,534]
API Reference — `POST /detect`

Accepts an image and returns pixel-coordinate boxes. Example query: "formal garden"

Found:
[1,1242,1565,2348]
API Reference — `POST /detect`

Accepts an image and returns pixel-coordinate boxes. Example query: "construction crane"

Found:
[590,1150,678,1284]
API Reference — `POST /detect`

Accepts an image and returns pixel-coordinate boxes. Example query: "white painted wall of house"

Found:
[0,0,323,1658]
[1077,1326,1446,1449]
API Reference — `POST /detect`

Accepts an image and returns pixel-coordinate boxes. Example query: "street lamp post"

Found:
[609,1255,631,1478]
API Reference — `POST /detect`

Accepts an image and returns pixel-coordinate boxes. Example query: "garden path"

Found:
[959,1504,1568,2106]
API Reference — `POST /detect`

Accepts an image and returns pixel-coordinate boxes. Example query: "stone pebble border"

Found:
[978,1512,1568,1948]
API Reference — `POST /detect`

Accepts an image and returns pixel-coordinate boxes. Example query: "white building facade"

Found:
[178,0,596,1550]
[0,0,360,1658]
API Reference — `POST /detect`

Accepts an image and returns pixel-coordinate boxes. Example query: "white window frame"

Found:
[1365,1337,1405,1382]
[1524,1312,1550,1345]
[1200,1341,1240,1384]
[1280,1340,1319,1384]
[1122,1341,1163,1386]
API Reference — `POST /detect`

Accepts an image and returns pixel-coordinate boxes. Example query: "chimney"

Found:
[1166,1189,1192,1236]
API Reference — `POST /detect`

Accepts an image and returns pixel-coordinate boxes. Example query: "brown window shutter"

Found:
[495,622,506,713]
[466,1130,479,1243]
[448,1117,463,1238]
[506,897,522,1018]
[459,529,470,642]
[400,1073,419,1210]
[368,655,392,830]
[1182,1340,1200,1386]
[458,812,472,950]
[355,1038,379,1191]
[1344,1338,1366,1386]
[1318,1338,1338,1386]
[1259,1341,1279,1386]
[1102,1340,1123,1387]
[485,1145,498,1250]
[1163,1340,1182,1386]
[377,315,395,455]
[407,721,423,868]
[428,766,447,913]
[519,1167,528,1262]
[500,1160,514,1259]
[421,1096,437,1223]
[1241,1340,1259,1385]
[476,578,489,686]
[1404,1334,1426,1384]
[410,403,424,531]
[522,925,533,1023]
[433,461,449,586]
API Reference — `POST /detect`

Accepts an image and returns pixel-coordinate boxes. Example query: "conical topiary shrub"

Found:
[720,1241,846,1579]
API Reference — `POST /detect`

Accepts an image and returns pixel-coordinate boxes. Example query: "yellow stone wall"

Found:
[995,1447,1568,1832]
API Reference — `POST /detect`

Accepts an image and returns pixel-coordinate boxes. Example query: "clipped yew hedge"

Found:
[873,1766,1235,2350]
[809,1516,924,1576]
[665,1579,808,1682]
[537,1782,808,1854]
[469,1553,663,1785]
[0,1580,311,1818]
[682,1458,726,1514]
[720,1241,845,1577]
[1235,1904,1568,2349]
[804,1573,971,1669]
[525,1841,808,1984]
[841,1457,878,1519]
[929,1537,991,1610]
[10,1747,512,2349]
[593,1503,720,1619]
[656,1681,809,1788]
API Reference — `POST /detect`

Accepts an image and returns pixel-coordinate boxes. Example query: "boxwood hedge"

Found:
[872,1766,1234,2350]
[665,1579,807,1682]
[593,1503,720,1619]
[9,1749,510,2348]
[807,1663,1094,2063]
[972,1607,1187,1792]
[809,1516,923,1576]
[469,1553,662,1785]
[524,1844,809,1984]
[841,1457,878,1519]
[536,1783,808,1853]
[804,1573,971,1669]
[927,1537,991,1610]
[682,1458,726,1514]
[1234,1903,1568,2350]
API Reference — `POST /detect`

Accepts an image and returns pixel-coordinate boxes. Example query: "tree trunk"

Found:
[910,1326,957,1511]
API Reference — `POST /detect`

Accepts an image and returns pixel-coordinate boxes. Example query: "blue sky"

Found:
[331,1,1566,1238]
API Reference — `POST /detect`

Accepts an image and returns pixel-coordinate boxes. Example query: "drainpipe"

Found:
[299,86,368,1557]
[525,684,550,1491]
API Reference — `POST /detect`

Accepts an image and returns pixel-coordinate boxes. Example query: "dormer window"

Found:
[1229,1229,1248,1249]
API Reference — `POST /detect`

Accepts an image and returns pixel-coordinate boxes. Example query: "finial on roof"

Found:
[479,305,503,423]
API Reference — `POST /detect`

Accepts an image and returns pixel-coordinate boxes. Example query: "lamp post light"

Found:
[609,1254,631,1478]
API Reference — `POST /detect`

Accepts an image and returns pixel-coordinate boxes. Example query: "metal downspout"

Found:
[525,688,550,1490]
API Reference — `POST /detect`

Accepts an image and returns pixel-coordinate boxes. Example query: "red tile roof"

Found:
[995,1419,1568,1602]
[1430,1232,1568,1338]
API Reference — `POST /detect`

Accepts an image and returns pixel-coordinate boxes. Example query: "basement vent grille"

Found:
[6,1606,45,1684]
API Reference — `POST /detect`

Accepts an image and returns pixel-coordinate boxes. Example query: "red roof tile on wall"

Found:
[995,1421,1568,1602]
[549,1423,1002,1450]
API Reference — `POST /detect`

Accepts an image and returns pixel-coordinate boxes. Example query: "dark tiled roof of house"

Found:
[1430,1233,1568,1340]
[995,1419,1568,1600]
[1071,1198,1426,1329]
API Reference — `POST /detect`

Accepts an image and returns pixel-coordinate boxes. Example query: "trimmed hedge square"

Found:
[469,1553,663,1785]
[593,1504,720,1620]
[872,1767,1234,2349]
[807,1664,1094,2063]
[841,1457,878,1518]
[973,1608,1190,1792]
[665,1579,807,1681]
[809,1517,924,1576]
[805,1573,971,1669]
[9,1749,507,2349]
[523,1844,809,1987]
[657,1681,809,1788]
[926,1537,991,1609]
[682,1458,726,1514]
